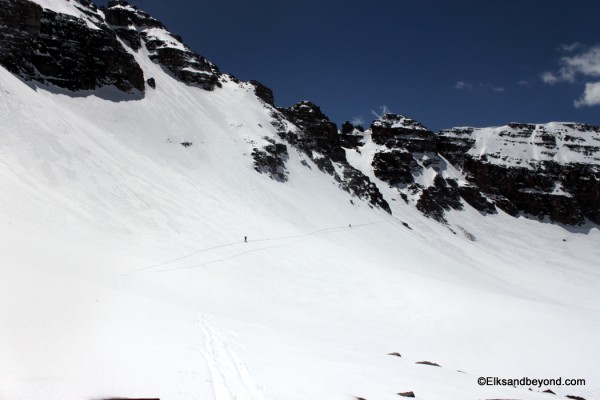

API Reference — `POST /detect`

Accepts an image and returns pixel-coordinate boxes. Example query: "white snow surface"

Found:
[1,53,600,400]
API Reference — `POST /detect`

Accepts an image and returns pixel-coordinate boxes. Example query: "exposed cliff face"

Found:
[283,101,346,168]
[340,115,600,226]
[0,0,144,92]
[349,114,496,223]
[438,123,600,225]
[0,0,222,93]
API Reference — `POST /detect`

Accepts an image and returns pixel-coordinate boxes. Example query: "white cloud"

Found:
[540,71,559,84]
[558,42,583,53]
[560,46,600,79]
[455,81,504,92]
[518,80,531,86]
[542,44,600,107]
[455,81,473,89]
[574,81,600,107]
[351,116,364,126]
[542,45,600,83]
[370,105,392,119]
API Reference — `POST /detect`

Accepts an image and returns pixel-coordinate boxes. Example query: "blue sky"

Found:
[105,1,600,131]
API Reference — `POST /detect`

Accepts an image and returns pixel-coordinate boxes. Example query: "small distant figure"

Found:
[244,236,247,243]
[349,224,352,228]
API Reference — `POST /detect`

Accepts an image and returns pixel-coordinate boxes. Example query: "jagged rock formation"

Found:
[270,106,599,225]
[335,114,599,225]
[282,101,346,171]
[372,150,421,187]
[278,102,391,213]
[0,0,144,92]
[416,175,463,221]
[103,0,221,90]
[0,0,222,93]
[357,114,496,222]
[371,114,436,153]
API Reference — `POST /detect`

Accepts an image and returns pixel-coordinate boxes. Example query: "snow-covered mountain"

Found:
[1,1,599,400]
[341,117,600,225]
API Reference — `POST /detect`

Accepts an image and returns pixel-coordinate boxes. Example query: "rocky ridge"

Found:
[437,124,600,225]
[1,0,598,226]
[103,0,222,91]
[344,114,498,223]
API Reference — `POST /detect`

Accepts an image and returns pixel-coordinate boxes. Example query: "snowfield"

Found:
[1,46,599,400]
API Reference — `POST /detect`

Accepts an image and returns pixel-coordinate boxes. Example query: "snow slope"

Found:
[1,17,600,400]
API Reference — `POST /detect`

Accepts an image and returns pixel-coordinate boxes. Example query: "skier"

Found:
[244,236,247,243]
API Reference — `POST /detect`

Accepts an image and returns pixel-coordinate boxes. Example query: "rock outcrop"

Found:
[103,0,221,91]
[250,80,275,106]
[283,101,346,171]
[339,121,365,148]
[0,0,144,92]
[371,114,436,153]
[416,175,463,222]
[0,0,223,93]
[252,139,289,182]
[363,114,496,222]
[274,102,391,213]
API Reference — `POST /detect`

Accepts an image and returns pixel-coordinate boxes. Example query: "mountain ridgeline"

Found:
[1,0,599,227]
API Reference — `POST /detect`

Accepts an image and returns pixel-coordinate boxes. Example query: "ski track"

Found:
[127,221,382,274]
[198,315,266,400]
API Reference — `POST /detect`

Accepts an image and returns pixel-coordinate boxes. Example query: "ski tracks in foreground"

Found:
[198,315,266,400]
